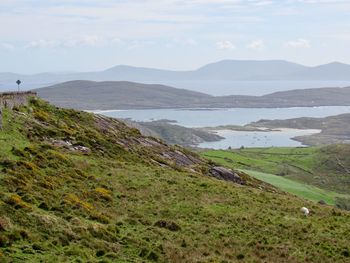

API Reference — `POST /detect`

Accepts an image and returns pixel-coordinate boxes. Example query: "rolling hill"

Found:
[34,80,212,110]
[0,97,349,261]
[35,80,350,110]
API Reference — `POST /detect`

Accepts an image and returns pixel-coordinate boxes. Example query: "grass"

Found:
[202,147,316,175]
[0,98,349,262]
[201,147,350,195]
[240,169,349,205]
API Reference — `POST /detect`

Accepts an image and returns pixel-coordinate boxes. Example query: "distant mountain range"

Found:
[34,80,350,110]
[2,60,350,91]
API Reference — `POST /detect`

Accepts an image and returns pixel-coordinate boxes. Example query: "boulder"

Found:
[209,166,245,184]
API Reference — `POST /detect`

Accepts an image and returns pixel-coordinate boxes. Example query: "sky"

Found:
[1,0,350,74]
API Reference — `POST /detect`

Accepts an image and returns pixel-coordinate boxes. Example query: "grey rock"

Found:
[209,166,245,184]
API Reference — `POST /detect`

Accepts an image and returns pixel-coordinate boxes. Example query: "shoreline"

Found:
[87,105,350,113]
[198,128,322,149]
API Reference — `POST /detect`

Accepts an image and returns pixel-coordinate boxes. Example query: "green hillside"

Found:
[241,170,348,205]
[202,147,350,194]
[201,147,350,207]
[0,99,349,262]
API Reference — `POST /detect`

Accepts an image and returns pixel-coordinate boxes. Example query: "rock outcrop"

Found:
[209,166,245,184]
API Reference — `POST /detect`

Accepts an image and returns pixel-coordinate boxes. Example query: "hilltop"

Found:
[35,80,350,110]
[0,98,349,262]
[34,80,212,110]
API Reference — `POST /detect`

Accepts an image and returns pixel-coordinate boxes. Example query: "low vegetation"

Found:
[0,99,349,262]
[202,147,350,207]
[241,170,348,205]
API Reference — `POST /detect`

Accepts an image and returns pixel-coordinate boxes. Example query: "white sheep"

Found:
[301,207,309,216]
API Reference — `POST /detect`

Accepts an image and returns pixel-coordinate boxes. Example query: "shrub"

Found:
[89,212,110,224]
[0,217,12,232]
[34,109,50,122]
[18,161,39,172]
[154,220,181,231]
[96,250,105,257]
[0,235,9,247]
[64,194,93,211]
[335,197,350,211]
[0,159,16,168]
[5,194,31,210]
[94,188,113,202]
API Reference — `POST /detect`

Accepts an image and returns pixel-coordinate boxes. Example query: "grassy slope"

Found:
[0,100,349,262]
[241,170,349,205]
[201,149,350,205]
[202,147,350,195]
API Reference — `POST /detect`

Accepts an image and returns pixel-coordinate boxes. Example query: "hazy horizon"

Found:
[2,0,350,74]
[3,59,350,75]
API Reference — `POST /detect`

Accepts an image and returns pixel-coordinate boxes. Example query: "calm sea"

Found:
[100,106,350,149]
[100,106,350,127]
[199,129,321,149]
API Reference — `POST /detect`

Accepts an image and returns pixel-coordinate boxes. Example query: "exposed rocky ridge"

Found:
[91,114,264,188]
[124,119,223,146]
[18,98,272,190]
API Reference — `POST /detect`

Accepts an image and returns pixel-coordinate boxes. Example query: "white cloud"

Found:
[0,42,15,51]
[1,0,350,72]
[111,37,122,44]
[0,0,272,42]
[216,40,236,50]
[296,0,349,3]
[65,35,122,48]
[248,39,264,49]
[28,39,59,49]
[174,38,198,46]
[25,35,122,49]
[252,1,274,6]
[128,40,155,50]
[285,38,311,48]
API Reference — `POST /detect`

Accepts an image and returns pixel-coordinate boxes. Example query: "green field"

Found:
[202,147,350,195]
[241,170,349,205]
[201,148,350,206]
[202,147,316,176]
